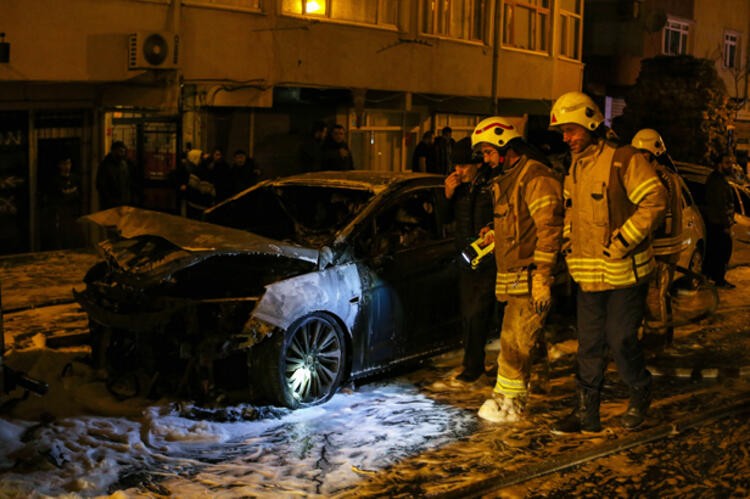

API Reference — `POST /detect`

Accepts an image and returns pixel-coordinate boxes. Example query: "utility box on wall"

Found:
[128,32,180,70]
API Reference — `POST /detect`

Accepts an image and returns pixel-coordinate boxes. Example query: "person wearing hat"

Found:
[549,92,667,433]
[444,136,497,382]
[470,118,564,423]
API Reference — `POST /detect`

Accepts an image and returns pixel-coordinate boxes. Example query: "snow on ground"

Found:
[0,344,477,497]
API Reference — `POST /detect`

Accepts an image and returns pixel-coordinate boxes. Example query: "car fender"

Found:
[250,262,361,333]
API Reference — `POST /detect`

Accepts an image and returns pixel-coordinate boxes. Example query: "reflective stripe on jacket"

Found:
[651,162,684,263]
[563,140,667,292]
[492,156,563,298]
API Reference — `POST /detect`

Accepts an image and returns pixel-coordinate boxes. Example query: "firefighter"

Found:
[631,129,683,346]
[472,117,564,423]
[549,92,667,432]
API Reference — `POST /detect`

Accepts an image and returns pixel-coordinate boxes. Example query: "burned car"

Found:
[75,171,460,408]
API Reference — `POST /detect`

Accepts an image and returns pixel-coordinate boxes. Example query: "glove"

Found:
[531,272,552,315]
[603,229,630,259]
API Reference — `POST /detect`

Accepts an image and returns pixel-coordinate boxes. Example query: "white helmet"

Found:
[549,91,604,131]
[471,116,523,151]
[631,128,667,157]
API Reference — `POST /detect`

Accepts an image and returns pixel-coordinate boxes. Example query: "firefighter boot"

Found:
[621,382,652,429]
[552,389,601,434]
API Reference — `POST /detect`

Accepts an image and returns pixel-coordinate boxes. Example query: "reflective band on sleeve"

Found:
[628,177,661,205]
[528,195,558,217]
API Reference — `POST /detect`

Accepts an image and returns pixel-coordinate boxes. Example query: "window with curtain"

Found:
[502,0,551,53]
[421,0,487,42]
[281,0,398,26]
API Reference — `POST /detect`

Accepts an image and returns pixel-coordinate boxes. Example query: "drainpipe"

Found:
[491,0,501,114]
[171,0,184,163]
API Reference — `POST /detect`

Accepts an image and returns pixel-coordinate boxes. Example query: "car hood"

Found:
[80,206,322,272]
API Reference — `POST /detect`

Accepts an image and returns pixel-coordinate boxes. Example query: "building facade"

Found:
[1,0,583,253]
[584,0,750,148]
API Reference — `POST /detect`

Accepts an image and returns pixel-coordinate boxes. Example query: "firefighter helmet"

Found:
[549,91,604,131]
[471,116,523,150]
[631,128,667,157]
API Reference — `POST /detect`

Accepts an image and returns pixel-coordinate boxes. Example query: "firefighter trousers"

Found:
[493,295,547,399]
[576,283,652,393]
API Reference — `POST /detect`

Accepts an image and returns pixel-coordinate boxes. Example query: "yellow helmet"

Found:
[631,128,666,157]
[550,91,604,131]
[471,116,523,150]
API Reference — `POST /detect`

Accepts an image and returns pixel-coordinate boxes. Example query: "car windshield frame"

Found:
[206,183,375,248]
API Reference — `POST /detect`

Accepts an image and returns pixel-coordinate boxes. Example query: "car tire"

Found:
[252,313,347,409]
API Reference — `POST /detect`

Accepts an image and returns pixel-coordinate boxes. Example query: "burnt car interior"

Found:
[356,189,440,258]
[207,185,373,247]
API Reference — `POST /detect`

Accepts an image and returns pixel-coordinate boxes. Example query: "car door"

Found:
[354,186,459,368]
[730,184,750,266]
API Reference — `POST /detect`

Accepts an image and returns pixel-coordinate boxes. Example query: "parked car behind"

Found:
[676,161,750,267]
[75,171,461,408]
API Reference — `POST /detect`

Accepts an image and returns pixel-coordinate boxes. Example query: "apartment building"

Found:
[0,0,583,253]
[584,0,750,148]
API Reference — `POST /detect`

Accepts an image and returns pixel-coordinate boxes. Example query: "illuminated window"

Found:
[185,0,261,10]
[281,0,398,26]
[421,0,487,42]
[724,31,741,69]
[502,0,551,53]
[558,0,581,60]
[662,17,690,55]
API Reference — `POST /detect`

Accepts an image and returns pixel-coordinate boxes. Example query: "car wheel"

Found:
[252,313,347,409]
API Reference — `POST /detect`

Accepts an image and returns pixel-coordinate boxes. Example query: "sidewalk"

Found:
[0,249,99,312]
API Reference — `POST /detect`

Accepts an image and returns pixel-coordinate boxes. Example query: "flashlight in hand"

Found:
[461,230,495,270]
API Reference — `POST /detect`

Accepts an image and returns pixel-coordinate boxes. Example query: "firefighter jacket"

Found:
[651,161,684,264]
[491,156,564,299]
[563,140,667,292]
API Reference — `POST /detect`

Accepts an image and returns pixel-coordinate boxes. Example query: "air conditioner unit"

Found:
[128,31,180,70]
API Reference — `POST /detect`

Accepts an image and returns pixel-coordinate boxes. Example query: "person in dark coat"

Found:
[299,121,328,172]
[42,157,82,249]
[444,137,497,382]
[321,124,354,170]
[412,131,437,173]
[96,141,140,209]
[703,153,736,288]
[226,149,260,198]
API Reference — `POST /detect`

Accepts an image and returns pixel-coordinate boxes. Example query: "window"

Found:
[421,0,487,42]
[558,0,581,59]
[502,0,551,53]
[185,0,261,10]
[724,31,740,69]
[349,111,416,172]
[433,114,485,142]
[282,0,397,26]
[662,17,690,55]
